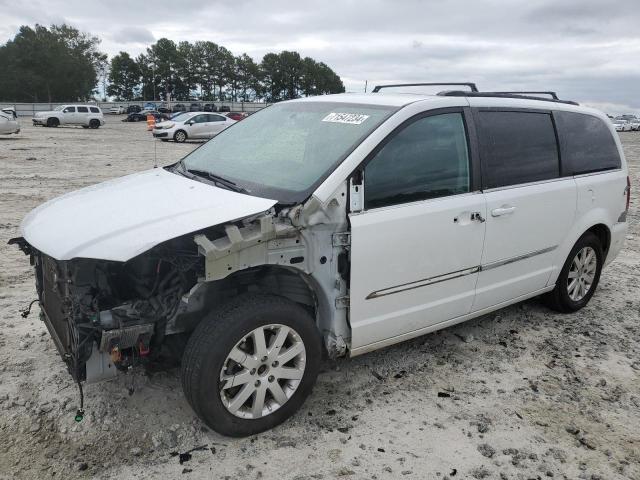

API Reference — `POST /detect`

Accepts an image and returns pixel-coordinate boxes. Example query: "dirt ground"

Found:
[0,118,638,480]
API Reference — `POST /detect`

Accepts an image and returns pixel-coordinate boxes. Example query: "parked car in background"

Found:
[218,105,231,112]
[152,111,235,142]
[2,107,17,119]
[122,110,170,122]
[612,118,632,132]
[109,106,126,114]
[158,106,172,114]
[32,105,104,128]
[143,102,157,110]
[224,112,248,121]
[189,103,203,112]
[0,108,20,134]
[127,105,142,114]
[203,103,217,112]
[172,103,186,113]
[619,115,640,131]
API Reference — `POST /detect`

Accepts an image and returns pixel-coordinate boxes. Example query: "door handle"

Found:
[491,205,516,217]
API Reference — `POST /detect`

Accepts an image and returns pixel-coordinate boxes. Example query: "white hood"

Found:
[21,168,277,261]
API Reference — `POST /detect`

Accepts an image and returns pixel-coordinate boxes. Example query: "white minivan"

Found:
[11,84,630,437]
[32,104,105,128]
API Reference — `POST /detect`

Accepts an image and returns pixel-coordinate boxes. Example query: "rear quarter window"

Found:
[476,110,560,189]
[90,107,100,113]
[554,111,621,175]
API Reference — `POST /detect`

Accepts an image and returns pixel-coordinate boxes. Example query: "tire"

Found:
[89,119,100,129]
[545,232,603,313]
[173,130,187,143]
[181,294,322,437]
[47,117,59,127]
[81,126,89,129]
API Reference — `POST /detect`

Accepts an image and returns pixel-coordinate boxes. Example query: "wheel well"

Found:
[188,266,318,325]
[586,224,611,256]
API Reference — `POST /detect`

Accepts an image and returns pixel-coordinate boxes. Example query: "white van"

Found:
[32,104,104,128]
[11,84,630,437]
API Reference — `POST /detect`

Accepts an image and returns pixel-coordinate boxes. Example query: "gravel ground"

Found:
[0,119,638,480]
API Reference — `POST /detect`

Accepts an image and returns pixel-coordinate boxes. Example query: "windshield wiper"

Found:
[182,166,249,194]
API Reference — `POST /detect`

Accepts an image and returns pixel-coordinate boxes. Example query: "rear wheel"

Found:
[181,294,321,437]
[173,130,187,143]
[46,117,59,127]
[545,232,603,312]
[89,119,100,129]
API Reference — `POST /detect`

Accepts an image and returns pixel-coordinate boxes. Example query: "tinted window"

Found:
[90,107,100,113]
[477,111,559,188]
[191,115,207,123]
[364,113,470,209]
[63,107,75,113]
[554,111,621,175]
[209,114,225,122]
[77,106,88,113]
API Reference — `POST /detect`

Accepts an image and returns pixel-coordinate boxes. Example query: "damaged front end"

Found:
[10,236,200,383]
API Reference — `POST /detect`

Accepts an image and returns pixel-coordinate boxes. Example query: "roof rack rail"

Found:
[438,90,579,106]
[485,91,559,100]
[372,82,478,93]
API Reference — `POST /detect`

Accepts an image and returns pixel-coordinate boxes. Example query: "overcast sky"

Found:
[2,0,639,114]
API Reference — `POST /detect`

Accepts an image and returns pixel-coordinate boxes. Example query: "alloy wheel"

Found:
[219,324,306,420]
[567,246,597,301]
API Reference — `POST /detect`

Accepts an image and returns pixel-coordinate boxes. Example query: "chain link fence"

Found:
[1,101,269,117]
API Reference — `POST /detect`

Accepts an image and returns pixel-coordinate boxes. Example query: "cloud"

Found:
[108,27,155,45]
[0,0,639,112]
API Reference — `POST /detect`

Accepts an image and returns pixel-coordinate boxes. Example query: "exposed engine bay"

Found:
[9,192,351,386]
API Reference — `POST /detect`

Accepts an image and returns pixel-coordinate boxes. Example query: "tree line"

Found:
[0,24,345,103]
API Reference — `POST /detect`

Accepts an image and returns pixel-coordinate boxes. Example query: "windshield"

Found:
[54,105,65,111]
[180,101,397,202]
[171,112,194,122]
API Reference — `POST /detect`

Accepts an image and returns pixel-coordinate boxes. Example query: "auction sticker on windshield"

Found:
[322,112,370,125]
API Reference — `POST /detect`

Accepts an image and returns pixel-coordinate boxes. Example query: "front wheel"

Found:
[181,294,322,437]
[545,232,603,313]
[173,130,187,143]
[46,117,59,127]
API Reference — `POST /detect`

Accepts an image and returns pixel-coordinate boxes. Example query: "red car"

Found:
[224,112,248,121]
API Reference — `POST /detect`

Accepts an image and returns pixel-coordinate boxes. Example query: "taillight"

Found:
[626,175,631,212]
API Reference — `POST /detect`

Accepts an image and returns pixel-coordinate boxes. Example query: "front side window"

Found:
[191,115,208,124]
[63,107,76,113]
[364,113,471,209]
[477,110,559,189]
[181,101,396,202]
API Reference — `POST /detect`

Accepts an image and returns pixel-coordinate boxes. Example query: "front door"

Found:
[61,106,76,125]
[187,114,209,138]
[349,110,486,351]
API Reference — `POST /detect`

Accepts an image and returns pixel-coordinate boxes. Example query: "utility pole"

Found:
[364,80,368,93]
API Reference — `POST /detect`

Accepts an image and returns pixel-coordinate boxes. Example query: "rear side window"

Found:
[90,107,100,113]
[477,110,559,189]
[364,112,470,209]
[554,111,621,175]
[77,106,88,113]
[209,114,225,122]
